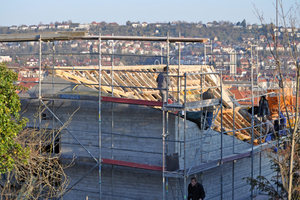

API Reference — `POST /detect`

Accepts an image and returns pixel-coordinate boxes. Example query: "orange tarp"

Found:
[267,89,294,119]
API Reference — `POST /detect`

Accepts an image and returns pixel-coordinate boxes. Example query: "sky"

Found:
[0,0,297,27]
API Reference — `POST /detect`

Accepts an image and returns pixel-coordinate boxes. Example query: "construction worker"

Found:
[263,116,276,142]
[188,177,206,200]
[203,88,214,129]
[156,66,168,103]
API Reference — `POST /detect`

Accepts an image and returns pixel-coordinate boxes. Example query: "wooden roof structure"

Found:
[47,64,262,144]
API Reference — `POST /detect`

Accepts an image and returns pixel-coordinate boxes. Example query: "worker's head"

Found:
[267,116,273,121]
[191,177,197,186]
[163,66,168,72]
[263,116,267,122]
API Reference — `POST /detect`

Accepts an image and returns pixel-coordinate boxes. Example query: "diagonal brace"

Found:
[187,105,221,175]
[57,162,99,199]
[39,99,98,163]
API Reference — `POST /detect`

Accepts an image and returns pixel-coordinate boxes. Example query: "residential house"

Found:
[19,25,28,30]
[121,47,127,53]
[133,42,141,48]
[91,21,98,26]
[222,75,235,81]
[108,23,118,26]
[222,46,234,53]
[265,44,274,51]
[10,25,18,30]
[29,25,38,30]
[277,44,284,51]
[49,24,55,29]
[240,58,249,68]
[41,59,52,67]
[78,23,90,29]
[236,67,247,77]
[26,56,38,66]
[171,21,177,26]
[131,22,140,28]
[256,45,264,51]
[152,49,161,55]
[92,45,98,53]
[128,47,135,54]
[141,22,148,27]
[259,35,267,42]
[136,48,144,54]
[124,41,133,47]
[257,77,268,89]
[57,24,70,29]
[206,22,213,27]
[38,24,48,30]
[213,47,221,53]
[0,56,12,63]
[143,42,151,48]
[71,43,78,48]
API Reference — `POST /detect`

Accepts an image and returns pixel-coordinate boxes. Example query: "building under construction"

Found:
[0,32,292,200]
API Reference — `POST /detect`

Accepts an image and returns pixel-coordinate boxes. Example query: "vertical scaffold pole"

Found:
[39,35,42,100]
[38,34,42,195]
[111,34,115,195]
[162,109,166,200]
[166,32,170,154]
[98,34,102,200]
[277,91,280,193]
[52,41,55,153]
[178,32,181,103]
[220,71,223,200]
[232,160,235,200]
[177,32,181,159]
[166,32,170,105]
[39,35,42,148]
[183,73,187,200]
[233,96,235,154]
[251,61,254,199]
[166,32,170,198]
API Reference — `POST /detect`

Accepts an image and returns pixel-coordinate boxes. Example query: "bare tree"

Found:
[0,107,77,199]
[246,1,300,199]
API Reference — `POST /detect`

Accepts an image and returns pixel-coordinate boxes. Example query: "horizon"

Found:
[0,0,296,27]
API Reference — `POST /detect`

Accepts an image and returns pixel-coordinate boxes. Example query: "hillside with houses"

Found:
[0,20,299,93]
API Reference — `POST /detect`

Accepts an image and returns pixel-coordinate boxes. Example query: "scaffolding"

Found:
[0,32,291,200]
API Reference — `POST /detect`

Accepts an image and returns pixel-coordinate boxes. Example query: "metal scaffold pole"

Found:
[52,41,55,154]
[162,109,166,200]
[111,33,115,195]
[178,32,181,103]
[233,98,235,154]
[98,33,102,200]
[39,35,42,133]
[220,71,223,200]
[251,61,254,199]
[183,73,187,200]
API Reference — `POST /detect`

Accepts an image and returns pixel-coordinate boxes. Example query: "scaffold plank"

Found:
[102,158,163,171]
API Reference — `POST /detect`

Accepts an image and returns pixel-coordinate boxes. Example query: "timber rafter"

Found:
[47,65,262,144]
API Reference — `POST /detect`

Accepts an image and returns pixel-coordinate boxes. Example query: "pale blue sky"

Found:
[0,0,296,26]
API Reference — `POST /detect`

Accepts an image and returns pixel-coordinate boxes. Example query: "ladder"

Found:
[200,109,214,163]
[169,178,183,200]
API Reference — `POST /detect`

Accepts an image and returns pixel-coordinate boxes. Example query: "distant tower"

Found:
[230,50,237,76]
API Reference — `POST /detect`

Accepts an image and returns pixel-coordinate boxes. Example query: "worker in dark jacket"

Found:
[258,95,270,117]
[188,177,205,200]
[203,89,214,129]
[156,66,168,103]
